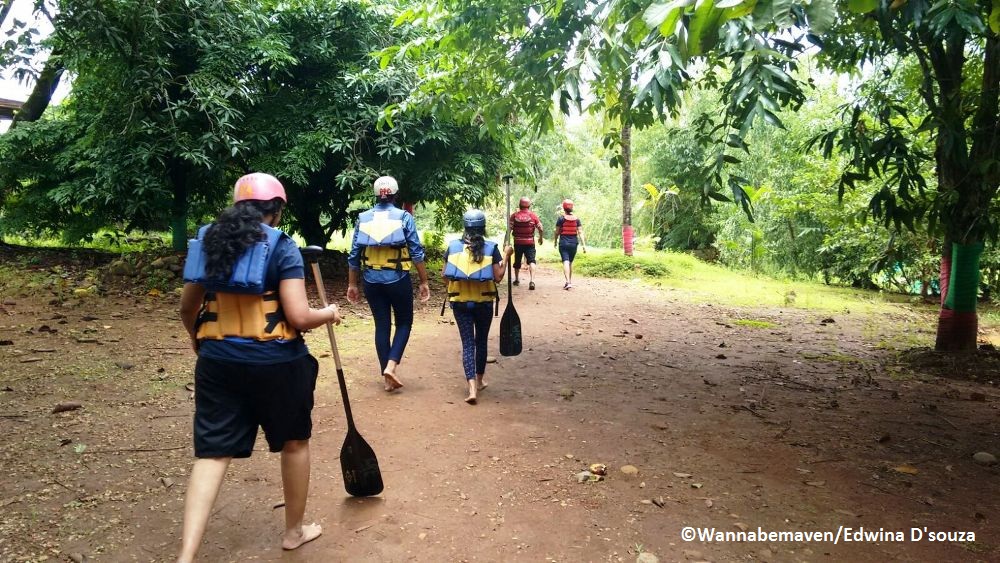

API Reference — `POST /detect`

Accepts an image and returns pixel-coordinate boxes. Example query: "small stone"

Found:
[682,551,702,560]
[621,465,639,476]
[636,553,659,563]
[973,452,997,466]
[68,554,86,563]
[558,388,575,399]
[486,356,497,363]
[734,522,748,532]
[115,361,135,370]
[418,532,427,540]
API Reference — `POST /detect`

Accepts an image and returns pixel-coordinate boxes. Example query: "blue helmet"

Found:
[463,209,486,228]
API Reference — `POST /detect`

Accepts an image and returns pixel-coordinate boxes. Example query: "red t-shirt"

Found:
[509,210,542,245]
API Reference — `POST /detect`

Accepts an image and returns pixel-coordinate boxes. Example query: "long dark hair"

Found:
[203,199,284,280]
[462,227,486,263]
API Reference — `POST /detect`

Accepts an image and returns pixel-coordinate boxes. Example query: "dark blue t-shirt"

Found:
[197,232,310,365]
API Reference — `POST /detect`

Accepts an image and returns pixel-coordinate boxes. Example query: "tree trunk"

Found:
[935,241,982,351]
[169,162,190,251]
[10,50,64,127]
[292,196,327,247]
[621,119,633,256]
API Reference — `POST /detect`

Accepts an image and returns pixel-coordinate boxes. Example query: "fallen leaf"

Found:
[804,480,826,487]
[893,465,919,475]
[672,472,692,478]
[691,483,703,489]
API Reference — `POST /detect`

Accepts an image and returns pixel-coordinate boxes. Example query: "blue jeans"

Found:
[363,275,414,374]
[451,302,494,380]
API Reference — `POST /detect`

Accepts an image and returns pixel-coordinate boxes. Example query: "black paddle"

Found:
[300,246,384,497]
[499,175,523,356]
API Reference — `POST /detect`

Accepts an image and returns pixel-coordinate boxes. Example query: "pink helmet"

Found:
[519,197,531,209]
[233,173,286,203]
[562,199,574,212]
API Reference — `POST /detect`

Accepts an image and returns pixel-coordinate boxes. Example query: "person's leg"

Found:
[177,457,232,563]
[362,280,392,376]
[512,247,524,284]
[559,245,571,287]
[525,246,537,289]
[452,305,478,403]
[280,439,322,550]
[384,276,414,383]
[255,356,321,550]
[473,305,493,391]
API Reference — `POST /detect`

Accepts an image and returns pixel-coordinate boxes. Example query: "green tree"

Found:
[398,0,1000,351]
[241,0,511,245]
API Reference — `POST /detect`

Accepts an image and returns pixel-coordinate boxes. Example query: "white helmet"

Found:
[373,176,399,198]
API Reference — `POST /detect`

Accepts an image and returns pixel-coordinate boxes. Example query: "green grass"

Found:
[732,319,779,329]
[541,246,914,315]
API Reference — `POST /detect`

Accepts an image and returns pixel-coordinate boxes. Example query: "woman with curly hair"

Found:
[177,173,340,561]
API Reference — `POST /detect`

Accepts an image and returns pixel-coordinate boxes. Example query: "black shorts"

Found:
[558,243,578,263]
[513,244,537,269]
[193,354,319,458]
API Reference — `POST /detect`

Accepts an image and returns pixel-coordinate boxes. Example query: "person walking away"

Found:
[553,199,586,290]
[177,173,342,561]
[509,197,543,290]
[443,209,512,404]
[346,175,430,391]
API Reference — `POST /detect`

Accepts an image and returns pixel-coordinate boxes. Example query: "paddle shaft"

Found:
[308,261,356,431]
[503,175,513,300]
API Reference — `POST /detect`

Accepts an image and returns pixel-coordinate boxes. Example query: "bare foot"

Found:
[383,373,403,392]
[282,523,322,550]
[476,377,488,391]
[465,395,477,405]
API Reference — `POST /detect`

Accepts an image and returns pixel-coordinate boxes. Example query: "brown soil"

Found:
[1,250,999,562]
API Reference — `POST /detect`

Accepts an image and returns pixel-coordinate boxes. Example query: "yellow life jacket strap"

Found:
[361,245,412,271]
[196,291,300,341]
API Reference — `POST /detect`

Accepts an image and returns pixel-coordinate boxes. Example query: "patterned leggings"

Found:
[451,302,494,380]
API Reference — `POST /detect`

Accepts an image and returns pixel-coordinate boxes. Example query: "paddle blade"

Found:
[341,429,384,497]
[499,303,522,356]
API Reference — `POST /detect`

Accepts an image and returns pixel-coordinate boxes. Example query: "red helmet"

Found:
[562,199,574,212]
[519,197,531,209]
[233,173,286,203]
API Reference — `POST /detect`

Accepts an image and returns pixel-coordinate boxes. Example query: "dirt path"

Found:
[2,263,999,562]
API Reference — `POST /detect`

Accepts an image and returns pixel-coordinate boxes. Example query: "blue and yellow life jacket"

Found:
[182,223,299,341]
[444,239,498,309]
[356,207,411,271]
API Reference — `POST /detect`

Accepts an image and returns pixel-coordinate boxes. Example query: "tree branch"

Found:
[969,32,1000,188]
[901,30,938,115]
[0,0,13,29]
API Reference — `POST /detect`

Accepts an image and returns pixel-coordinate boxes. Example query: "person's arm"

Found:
[179,283,206,352]
[279,278,341,330]
[402,212,430,302]
[579,225,587,252]
[493,246,511,282]
[534,213,544,245]
[413,261,430,302]
[346,222,362,303]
